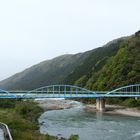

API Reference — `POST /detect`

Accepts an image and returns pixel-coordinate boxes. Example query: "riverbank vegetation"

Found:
[106,98,140,109]
[0,99,79,140]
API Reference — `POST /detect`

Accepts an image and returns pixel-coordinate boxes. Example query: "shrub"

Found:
[69,134,79,140]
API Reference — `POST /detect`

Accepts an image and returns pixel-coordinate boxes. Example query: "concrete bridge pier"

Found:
[96,98,105,112]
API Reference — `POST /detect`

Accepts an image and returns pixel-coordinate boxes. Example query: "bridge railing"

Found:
[0,122,13,140]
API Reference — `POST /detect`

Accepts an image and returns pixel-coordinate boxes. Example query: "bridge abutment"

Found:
[96,98,105,112]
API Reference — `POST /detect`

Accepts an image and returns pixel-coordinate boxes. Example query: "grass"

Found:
[0,99,79,140]
[0,99,58,140]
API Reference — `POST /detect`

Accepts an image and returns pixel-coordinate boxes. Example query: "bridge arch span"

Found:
[0,89,16,98]
[106,84,140,96]
[24,85,97,98]
[0,89,10,94]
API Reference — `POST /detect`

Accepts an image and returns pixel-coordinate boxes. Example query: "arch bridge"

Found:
[0,84,140,111]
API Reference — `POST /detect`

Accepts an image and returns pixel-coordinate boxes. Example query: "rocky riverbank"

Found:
[84,104,140,117]
[36,99,140,117]
[107,108,140,117]
[36,99,80,111]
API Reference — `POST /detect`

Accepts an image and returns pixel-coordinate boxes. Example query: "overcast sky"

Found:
[0,0,139,80]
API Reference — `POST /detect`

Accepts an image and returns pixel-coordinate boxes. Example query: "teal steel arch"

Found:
[106,84,140,96]
[0,89,10,94]
[23,85,97,98]
[1,84,140,99]
[0,89,16,98]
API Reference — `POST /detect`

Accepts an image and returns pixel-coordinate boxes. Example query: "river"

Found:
[39,101,140,140]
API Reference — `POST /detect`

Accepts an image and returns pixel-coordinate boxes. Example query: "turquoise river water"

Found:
[39,101,140,140]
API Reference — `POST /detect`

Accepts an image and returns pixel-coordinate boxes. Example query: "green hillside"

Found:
[65,38,125,86]
[0,31,140,91]
[88,32,140,91]
[64,31,140,91]
[0,52,91,90]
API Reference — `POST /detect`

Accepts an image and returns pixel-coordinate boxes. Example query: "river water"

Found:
[39,101,140,140]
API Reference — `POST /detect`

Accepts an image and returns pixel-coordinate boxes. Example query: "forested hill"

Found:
[0,31,140,90]
[71,31,140,91]
[86,31,140,91]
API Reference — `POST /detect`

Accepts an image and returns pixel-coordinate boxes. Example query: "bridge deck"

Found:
[1,84,140,99]
[0,93,140,99]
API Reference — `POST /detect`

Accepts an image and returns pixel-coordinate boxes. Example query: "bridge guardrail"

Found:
[0,122,13,140]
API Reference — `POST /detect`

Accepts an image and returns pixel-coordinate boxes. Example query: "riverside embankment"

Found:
[0,123,13,140]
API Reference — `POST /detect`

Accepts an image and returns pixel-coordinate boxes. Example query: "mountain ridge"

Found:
[0,50,92,89]
[0,31,139,90]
